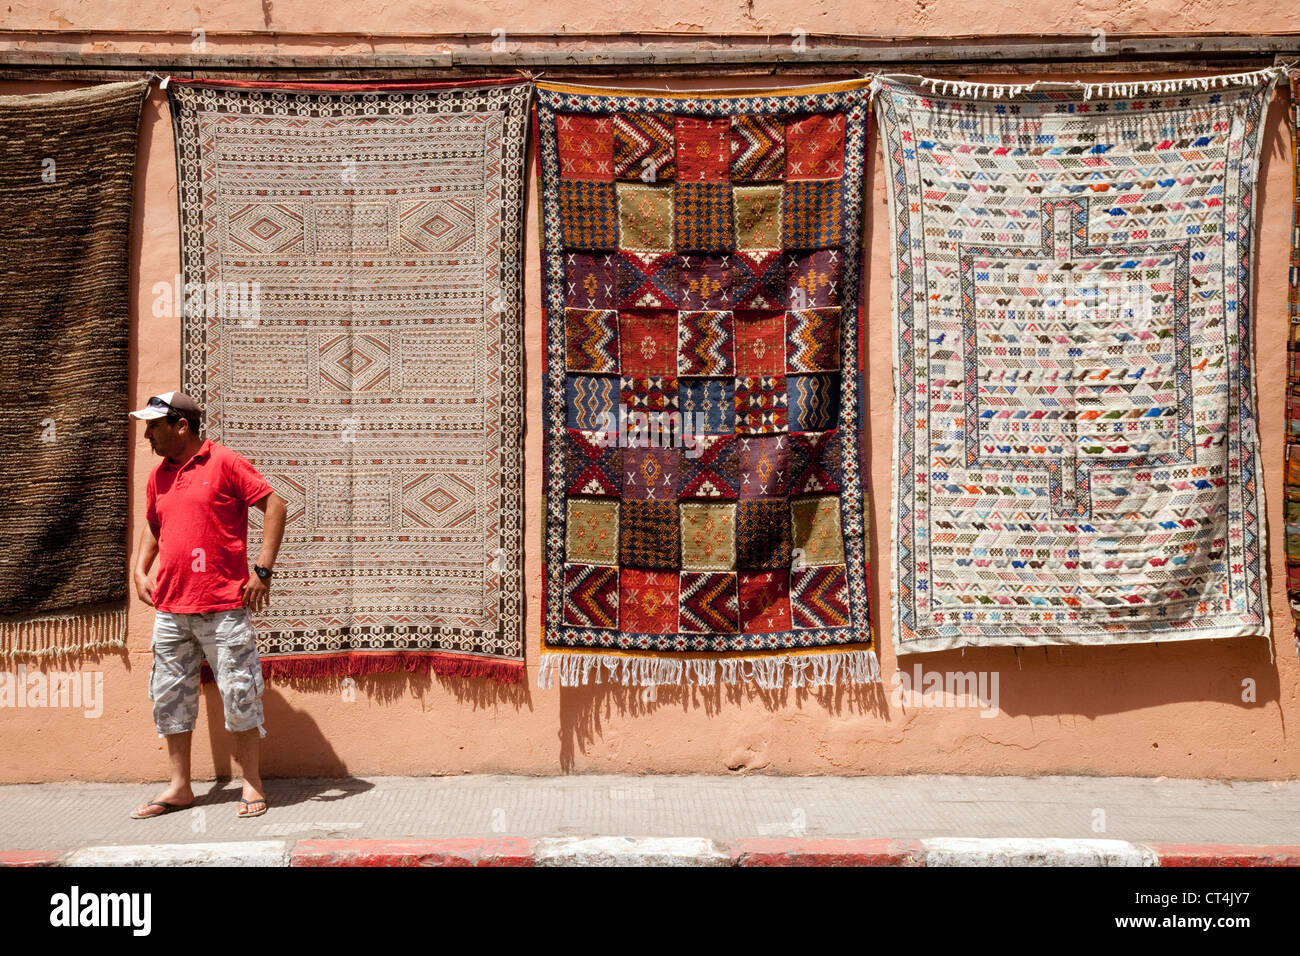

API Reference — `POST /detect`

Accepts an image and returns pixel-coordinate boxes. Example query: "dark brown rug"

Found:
[0,79,149,658]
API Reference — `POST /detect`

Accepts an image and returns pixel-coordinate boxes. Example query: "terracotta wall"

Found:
[2,2,1299,41]
[2,6,1298,782]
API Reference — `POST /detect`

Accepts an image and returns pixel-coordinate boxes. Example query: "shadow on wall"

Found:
[911,637,1283,720]
[200,685,348,779]
[557,679,890,772]
[199,673,533,777]
[554,635,1281,771]
[264,670,534,710]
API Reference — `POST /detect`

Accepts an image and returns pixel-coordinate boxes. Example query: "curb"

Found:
[730,838,925,866]
[1147,843,1300,867]
[6,838,1300,867]
[292,838,536,867]
[534,837,731,867]
[64,841,291,867]
[921,838,1159,867]
[0,850,63,867]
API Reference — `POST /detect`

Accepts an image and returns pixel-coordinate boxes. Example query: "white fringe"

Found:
[538,649,880,690]
[877,66,1280,102]
[0,606,128,661]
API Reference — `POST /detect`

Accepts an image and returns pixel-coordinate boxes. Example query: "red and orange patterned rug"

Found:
[536,78,878,688]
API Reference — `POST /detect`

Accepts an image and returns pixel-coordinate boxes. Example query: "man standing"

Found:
[127,392,286,820]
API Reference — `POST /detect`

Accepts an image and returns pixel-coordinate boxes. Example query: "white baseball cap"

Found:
[128,391,201,422]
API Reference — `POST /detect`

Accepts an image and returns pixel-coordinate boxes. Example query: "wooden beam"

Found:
[0,33,1294,84]
[0,33,1296,74]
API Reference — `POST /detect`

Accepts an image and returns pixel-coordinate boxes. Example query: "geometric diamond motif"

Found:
[401,472,477,529]
[617,183,674,252]
[738,434,788,499]
[318,332,391,392]
[398,198,476,254]
[790,495,844,567]
[226,202,305,255]
[620,568,679,633]
[678,377,735,435]
[680,501,737,571]
[787,372,840,431]
[735,310,786,376]
[733,184,783,250]
[623,446,678,501]
[619,309,677,376]
[735,375,789,434]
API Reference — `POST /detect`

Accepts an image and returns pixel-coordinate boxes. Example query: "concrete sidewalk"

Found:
[2,774,1298,865]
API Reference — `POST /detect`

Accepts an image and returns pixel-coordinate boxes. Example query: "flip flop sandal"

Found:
[130,800,193,820]
[237,798,268,819]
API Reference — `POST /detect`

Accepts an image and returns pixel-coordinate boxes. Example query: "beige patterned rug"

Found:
[879,71,1275,654]
[168,78,529,681]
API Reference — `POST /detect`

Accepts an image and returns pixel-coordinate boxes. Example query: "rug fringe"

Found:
[537,649,880,689]
[0,606,128,661]
[202,651,524,685]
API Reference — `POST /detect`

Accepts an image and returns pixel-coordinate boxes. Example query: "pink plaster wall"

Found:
[1,18,1298,782]
[2,2,1298,40]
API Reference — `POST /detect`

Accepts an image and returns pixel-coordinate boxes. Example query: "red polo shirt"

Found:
[146,440,273,614]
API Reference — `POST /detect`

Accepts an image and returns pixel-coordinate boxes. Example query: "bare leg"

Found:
[132,731,195,817]
[233,728,266,816]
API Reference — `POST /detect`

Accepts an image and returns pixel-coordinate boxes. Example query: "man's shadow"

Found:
[199,686,373,808]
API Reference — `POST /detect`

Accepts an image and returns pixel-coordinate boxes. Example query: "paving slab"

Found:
[0,774,1297,855]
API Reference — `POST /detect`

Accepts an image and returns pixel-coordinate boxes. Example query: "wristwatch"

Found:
[254,565,273,580]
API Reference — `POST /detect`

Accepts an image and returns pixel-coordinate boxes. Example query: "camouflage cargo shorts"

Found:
[149,608,266,735]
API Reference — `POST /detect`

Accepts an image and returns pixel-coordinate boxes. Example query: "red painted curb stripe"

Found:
[1150,844,1300,867]
[291,838,537,867]
[0,850,61,867]
[728,838,926,867]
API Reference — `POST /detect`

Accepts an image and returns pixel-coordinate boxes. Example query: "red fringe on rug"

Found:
[199,652,523,686]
